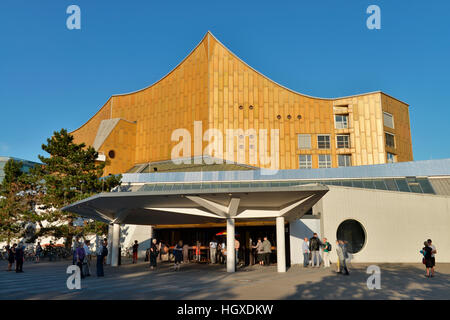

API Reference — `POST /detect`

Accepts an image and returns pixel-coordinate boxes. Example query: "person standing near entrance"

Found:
[149,238,159,270]
[15,243,24,273]
[302,238,310,267]
[309,233,322,267]
[209,238,218,264]
[182,243,189,263]
[195,241,201,262]
[322,237,331,268]
[132,240,139,264]
[234,238,240,266]
[96,238,108,277]
[173,240,183,271]
[253,238,264,265]
[262,237,272,266]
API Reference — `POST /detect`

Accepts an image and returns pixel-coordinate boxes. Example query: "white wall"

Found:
[321,186,450,263]
[120,224,153,258]
[289,218,321,265]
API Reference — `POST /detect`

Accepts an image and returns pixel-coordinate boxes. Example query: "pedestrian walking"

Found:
[309,233,322,267]
[15,243,24,273]
[262,236,272,266]
[6,244,16,271]
[322,237,332,268]
[302,238,310,267]
[132,240,139,264]
[209,238,218,264]
[149,238,159,270]
[421,241,434,278]
[173,240,183,271]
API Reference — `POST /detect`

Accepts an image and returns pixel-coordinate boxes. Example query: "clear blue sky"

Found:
[0,0,449,163]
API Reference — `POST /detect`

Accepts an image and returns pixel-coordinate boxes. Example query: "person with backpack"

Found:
[322,237,332,268]
[309,233,322,268]
[421,241,434,278]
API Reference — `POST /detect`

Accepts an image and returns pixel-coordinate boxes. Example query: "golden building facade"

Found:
[71,32,413,175]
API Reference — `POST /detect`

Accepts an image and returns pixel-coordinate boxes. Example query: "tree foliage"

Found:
[0,159,37,243]
[0,129,121,246]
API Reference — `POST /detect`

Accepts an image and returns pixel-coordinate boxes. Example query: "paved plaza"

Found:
[1,259,450,300]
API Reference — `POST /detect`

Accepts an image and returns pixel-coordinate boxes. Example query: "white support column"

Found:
[111,223,120,267]
[226,218,235,273]
[106,223,113,265]
[276,216,286,273]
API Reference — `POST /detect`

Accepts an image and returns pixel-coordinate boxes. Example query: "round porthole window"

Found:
[336,219,366,254]
[239,105,244,110]
[277,115,281,120]
[108,150,115,159]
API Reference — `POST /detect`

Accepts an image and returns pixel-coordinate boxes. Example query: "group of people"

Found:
[302,233,350,275]
[5,243,25,273]
[252,237,272,266]
[420,239,437,278]
[72,236,109,278]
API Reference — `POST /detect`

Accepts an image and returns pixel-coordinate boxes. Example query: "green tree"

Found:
[0,159,37,244]
[35,129,121,248]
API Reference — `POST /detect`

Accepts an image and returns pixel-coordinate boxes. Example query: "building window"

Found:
[385,132,395,148]
[318,154,332,168]
[317,135,330,149]
[338,154,352,167]
[298,134,311,149]
[336,219,366,254]
[299,155,312,169]
[383,112,394,129]
[387,152,396,163]
[336,135,350,148]
[335,114,348,129]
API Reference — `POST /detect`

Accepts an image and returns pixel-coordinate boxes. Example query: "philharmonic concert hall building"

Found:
[63,32,450,272]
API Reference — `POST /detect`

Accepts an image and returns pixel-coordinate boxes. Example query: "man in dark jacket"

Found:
[309,233,322,267]
[15,243,24,273]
